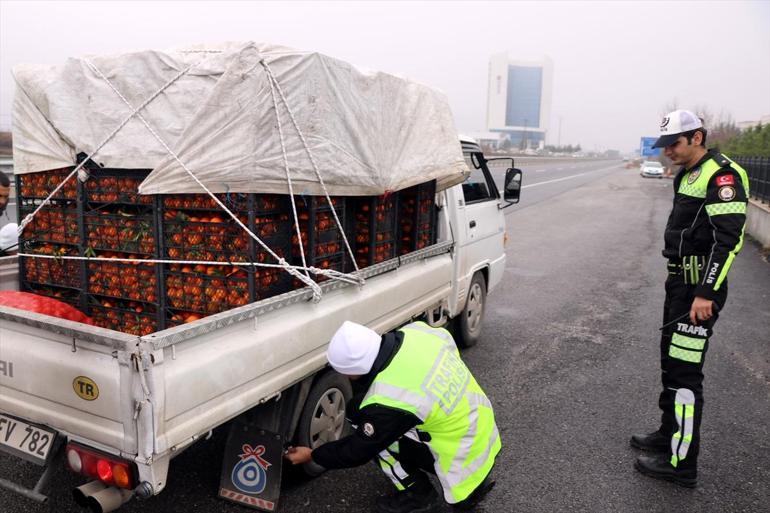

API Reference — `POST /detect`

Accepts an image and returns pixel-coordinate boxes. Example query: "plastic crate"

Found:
[19,205,79,245]
[291,196,347,282]
[162,192,251,212]
[163,212,256,262]
[17,168,78,203]
[165,264,250,314]
[84,170,153,205]
[86,258,158,303]
[20,244,82,290]
[89,296,158,336]
[85,210,157,255]
[397,180,437,255]
[348,194,397,268]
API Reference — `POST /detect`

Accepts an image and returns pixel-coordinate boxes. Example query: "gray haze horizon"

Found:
[1,0,768,153]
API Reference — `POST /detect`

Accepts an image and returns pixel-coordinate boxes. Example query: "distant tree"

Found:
[722,123,770,157]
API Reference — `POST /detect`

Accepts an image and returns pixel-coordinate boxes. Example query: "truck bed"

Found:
[0,242,453,462]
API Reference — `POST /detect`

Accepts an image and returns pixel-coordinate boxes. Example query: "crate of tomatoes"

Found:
[348,194,397,269]
[290,196,347,284]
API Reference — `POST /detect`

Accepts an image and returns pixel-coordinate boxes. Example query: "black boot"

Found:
[630,430,669,453]
[634,455,697,488]
[375,482,439,513]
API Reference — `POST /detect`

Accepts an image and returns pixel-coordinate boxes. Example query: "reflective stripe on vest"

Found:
[361,321,500,503]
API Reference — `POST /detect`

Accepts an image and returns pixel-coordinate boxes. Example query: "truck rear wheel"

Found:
[453,271,487,348]
[296,370,352,476]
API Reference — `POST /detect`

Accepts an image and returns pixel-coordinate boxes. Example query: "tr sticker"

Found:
[73,376,99,401]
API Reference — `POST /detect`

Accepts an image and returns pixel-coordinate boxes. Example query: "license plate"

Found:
[0,414,57,465]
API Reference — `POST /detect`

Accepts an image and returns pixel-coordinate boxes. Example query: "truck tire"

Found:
[295,370,352,477]
[453,271,487,348]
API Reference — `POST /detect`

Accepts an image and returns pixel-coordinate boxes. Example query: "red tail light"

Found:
[65,442,137,490]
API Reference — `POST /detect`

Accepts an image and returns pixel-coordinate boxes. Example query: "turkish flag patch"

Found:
[716,174,735,186]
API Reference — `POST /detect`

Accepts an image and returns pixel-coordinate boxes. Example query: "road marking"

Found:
[523,164,620,189]
[535,169,545,173]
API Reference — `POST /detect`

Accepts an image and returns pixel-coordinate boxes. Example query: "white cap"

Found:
[0,223,18,252]
[327,321,381,375]
[652,109,704,148]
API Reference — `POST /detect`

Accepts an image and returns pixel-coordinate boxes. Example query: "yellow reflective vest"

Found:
[360,322,501,503]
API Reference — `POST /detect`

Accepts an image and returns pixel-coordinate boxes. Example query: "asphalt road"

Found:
[2,161,769,512]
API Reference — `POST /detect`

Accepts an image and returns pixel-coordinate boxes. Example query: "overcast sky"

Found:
[1,0,768,152]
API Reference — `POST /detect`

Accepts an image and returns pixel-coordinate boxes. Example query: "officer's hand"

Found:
[690,297,713,324]
[284,446,313,465]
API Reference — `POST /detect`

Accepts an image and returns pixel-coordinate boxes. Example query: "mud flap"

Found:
[219,423,283,511]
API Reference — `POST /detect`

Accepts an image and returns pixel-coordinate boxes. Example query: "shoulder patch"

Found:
[362,422,375,437]
[715,174,735,187]
[718,186,736,202]
[687,168,701,185]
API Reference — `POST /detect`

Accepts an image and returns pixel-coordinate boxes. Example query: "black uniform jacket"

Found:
[662,149,748,300]
[311,331,421,469]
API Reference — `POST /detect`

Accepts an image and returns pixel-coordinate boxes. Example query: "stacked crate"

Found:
[397,180,437,255]
[82,169,161,336]
[16,166,438,334]
[162,193,292,327]
[348,195,398,269]
[17,168,83,309]
[291,196,346,283]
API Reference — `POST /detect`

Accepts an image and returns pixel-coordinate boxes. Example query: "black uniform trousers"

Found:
[658,270,728,470]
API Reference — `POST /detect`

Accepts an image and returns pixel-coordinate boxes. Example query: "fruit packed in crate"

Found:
[19,206,79,245]
[163,192,250,212]
[291,197,346,284]
[349,195,397,268]
[165,264,249,315]
[89,297,158,336]
[397,180,437,255]
[17,168,77,202]
[87,253,158,303]
[163,210,251,261]
[85,209,156,255]
[84,173,153,205]
[22,244,82,289]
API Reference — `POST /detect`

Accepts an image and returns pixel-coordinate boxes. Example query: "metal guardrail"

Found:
[733,156,770,203]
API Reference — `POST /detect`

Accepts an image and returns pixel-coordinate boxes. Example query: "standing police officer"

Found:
[285,321,499,512]
[631,110,749,487]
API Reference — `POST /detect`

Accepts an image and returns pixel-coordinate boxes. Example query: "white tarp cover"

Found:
[12,42,467,196]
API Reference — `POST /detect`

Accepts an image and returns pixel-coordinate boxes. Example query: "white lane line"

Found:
[523,164,620,189]
[535,169,546,173]
[555,167,564,171]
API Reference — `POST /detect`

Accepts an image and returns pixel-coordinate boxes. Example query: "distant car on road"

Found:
[640,160,664,178]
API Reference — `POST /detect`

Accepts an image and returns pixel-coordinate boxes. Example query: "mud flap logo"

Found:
[232,444,271,495]
[73,376,99,401]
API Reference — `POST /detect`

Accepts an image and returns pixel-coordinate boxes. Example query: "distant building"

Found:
[736,114,770,131]
[466,131,503,150]
[486,53,553,150]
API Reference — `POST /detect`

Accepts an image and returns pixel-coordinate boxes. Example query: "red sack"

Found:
[0,291,94,325]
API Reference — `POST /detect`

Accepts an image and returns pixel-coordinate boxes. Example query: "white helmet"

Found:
[327,321,381,375]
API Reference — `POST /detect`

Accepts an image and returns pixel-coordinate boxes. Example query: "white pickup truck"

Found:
[0,138,522,511]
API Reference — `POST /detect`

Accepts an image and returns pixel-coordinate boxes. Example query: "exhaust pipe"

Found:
[86,486,134,513]
[73,481,107,507]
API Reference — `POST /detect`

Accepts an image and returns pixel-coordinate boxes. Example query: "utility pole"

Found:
[558,116,563,148]
[523,118,528,150]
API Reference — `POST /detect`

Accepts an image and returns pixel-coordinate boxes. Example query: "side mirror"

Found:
[503,168,522,206]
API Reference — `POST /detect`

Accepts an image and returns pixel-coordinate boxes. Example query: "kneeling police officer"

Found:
[285,320,500,512]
